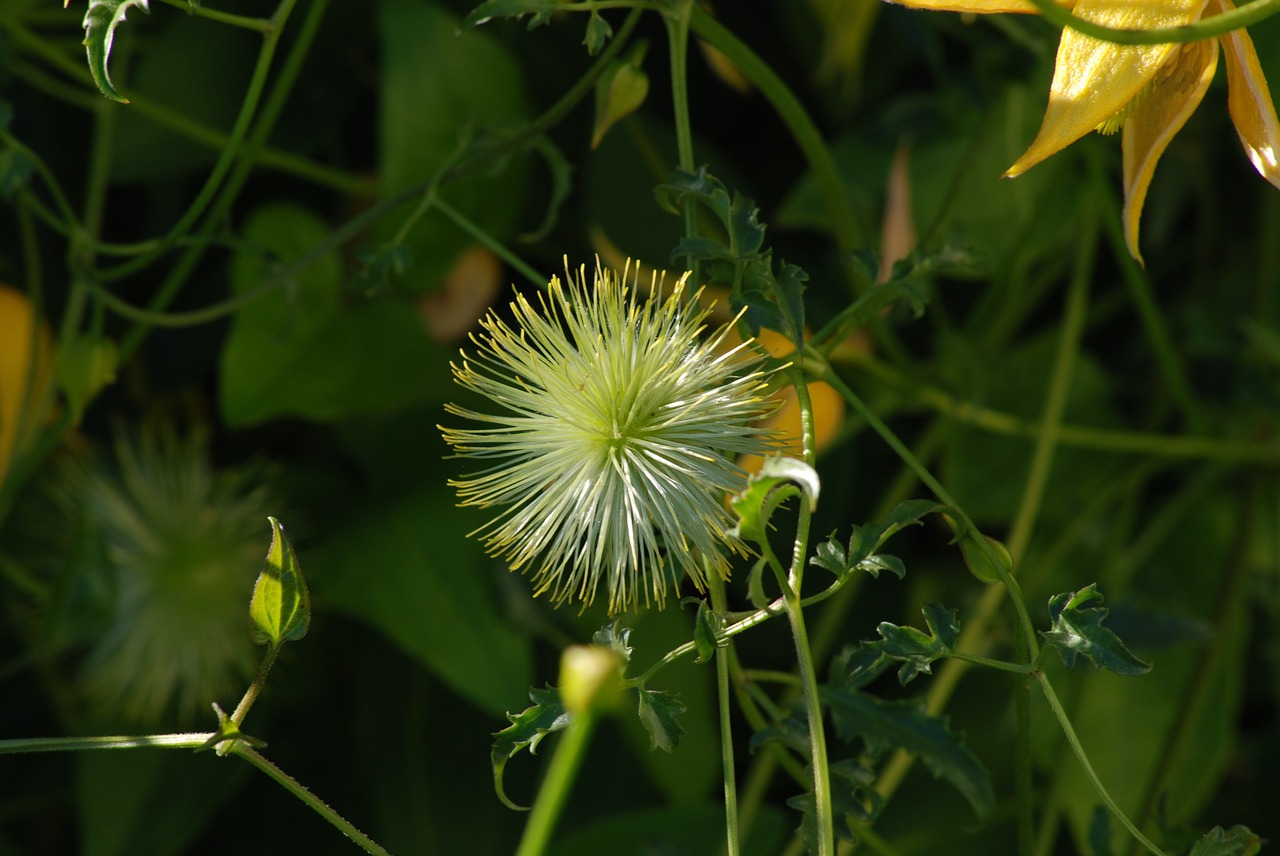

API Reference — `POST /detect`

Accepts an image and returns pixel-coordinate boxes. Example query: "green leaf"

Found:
[0,145,32,199]
[1041,584,1151,676]
[654,166,806,349]
[351,243,413,297]
[463,0,558,29]
[490,685,570,810]
[82,0,150,102]
[248,517,310,647]
[591,621,633,667]
[309,484,532,715]
[874,603,960,685]
[729,456,819,548]
[380,0,530,291]
[691,599,724,664]
[827,686,994,819]
[219,202,443,426]
[56,334,118,424]
[591,43,648,149]
[637,688,687,752]
[788,759,882,852]
[811,499,944,581]
[583,10,613,55]
[1188,825,1262,856]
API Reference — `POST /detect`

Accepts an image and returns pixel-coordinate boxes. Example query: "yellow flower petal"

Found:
[1214,0,1280,189]
[1006,0,1209,178]
[1121,37,1218,265]
[884,0,1045,13]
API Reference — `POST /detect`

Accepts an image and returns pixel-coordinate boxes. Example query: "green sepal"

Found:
[1188,825,1262,856]
[811,499,943,581]
[82,0,151,103]
[591,42,648,149]
[826,686,994,819]
[491,685,570,811]
[637,688,687,753]
[56,334,118,424]
[197,702,266,754]
[463,0,557,29]
[1040,584,1151,676]
[249,517,310,647]
[654,166,806,350]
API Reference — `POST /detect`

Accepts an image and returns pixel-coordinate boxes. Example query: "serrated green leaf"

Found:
[749,706,810,755]
[491,685,571,810]
[654,166,806,349]
[1041,584,1151,676]
[82,0,150,103]
[875,604,959,685]
[591,44,648,149]
[811,499,943,580]
[591,621,633,667]
[583,10,613,55]
[788,758,882,853]
[637,688,686,752]
[464,0,558,29]
[1188,825,1262,856]
[827,687,994,818]
[249,517,310,647]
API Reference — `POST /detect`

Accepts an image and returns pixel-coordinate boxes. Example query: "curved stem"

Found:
[1035,675,1168,856]
[708,574,742,856]
[688,4,869,293]
[99,0,301,281]
[1024,0,1280,45]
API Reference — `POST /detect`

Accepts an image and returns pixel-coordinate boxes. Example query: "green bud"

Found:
[559,645,624,715]
[942,514,1013,584]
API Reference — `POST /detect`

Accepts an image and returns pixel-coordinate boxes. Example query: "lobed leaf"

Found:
[873,603,961,685]
[491,685,571,810]
[812,498,944,581]
[637,689,686,753]
[827,687,994,819]
[1041,584,1151,676]
[1188,825,1262,856]
[729,456,819,548]
[463,0,557,29]
[591,621,633,667]
[654,166,806,349]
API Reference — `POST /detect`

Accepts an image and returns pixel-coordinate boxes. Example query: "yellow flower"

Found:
[888,0,1280,265]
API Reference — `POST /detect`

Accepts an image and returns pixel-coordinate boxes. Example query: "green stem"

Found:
[1023,0,1280,45]
[99,0,300,281]
[688,5,865,262]
[0,732,211,754]
[514,712,599,856]
[708,575,742,856]
[664,0,700,281]
[155,0,273,32]
[1035,674,1169,856]
[118,0,315,358]
[230,744,392,856]
[228,644,281,730]
[434,198,545,287]
[854,357,1280,463]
